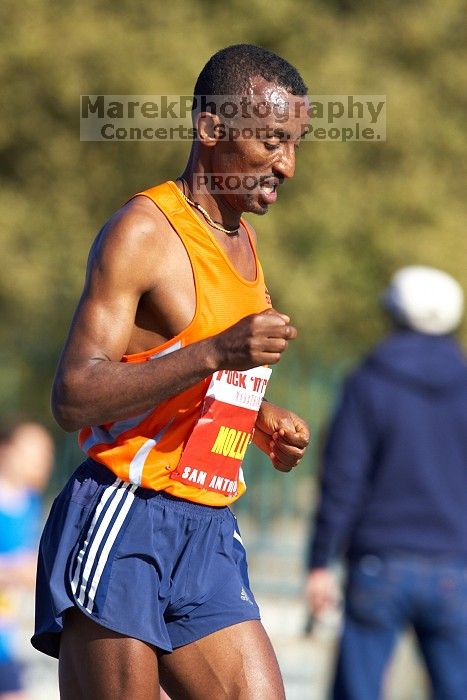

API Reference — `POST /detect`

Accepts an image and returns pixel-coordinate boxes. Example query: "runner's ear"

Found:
[196,112,221,146]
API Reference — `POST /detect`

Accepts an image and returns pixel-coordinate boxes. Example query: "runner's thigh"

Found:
[158,619,285,700]
[59,608,160,700]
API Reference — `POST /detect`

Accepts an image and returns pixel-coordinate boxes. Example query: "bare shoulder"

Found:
[87,195,177,294]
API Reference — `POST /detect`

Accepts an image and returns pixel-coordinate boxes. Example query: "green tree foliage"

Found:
[0,0,466,422]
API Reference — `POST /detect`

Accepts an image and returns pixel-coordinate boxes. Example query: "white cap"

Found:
[382,266,464,335]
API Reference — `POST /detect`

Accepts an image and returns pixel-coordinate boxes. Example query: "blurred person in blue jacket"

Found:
[0,422,53,699]
[305,266,467,700]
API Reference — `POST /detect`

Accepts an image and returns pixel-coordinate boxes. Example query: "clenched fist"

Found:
[253,401,310,472]
[210,309,297,372]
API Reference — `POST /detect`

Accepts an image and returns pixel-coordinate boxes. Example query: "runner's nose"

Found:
[273,145,295,180]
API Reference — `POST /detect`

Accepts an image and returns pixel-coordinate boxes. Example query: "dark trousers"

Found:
[333,555,467,700]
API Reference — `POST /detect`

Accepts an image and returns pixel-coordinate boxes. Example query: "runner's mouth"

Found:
[259,178,281,203]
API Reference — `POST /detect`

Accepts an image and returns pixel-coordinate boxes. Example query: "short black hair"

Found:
[194,44,308,98]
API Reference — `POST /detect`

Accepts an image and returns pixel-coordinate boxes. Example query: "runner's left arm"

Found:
[252,401,309,472]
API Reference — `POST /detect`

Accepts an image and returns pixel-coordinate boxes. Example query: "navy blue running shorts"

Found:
[31,459,260,658]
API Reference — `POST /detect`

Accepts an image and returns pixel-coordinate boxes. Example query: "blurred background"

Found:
[1,0,466,698]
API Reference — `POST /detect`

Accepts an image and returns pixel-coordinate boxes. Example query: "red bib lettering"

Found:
[170,366,272,497]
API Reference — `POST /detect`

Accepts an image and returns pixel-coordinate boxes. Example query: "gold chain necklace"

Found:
[179,179,240,236]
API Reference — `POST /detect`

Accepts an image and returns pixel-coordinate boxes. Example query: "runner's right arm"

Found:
[52,202,296,431]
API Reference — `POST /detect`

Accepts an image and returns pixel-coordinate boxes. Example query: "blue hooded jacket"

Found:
[308,330,467,568]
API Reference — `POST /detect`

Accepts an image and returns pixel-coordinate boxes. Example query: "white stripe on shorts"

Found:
[71,478,136,613]
[85,483,137,612]
[233,530,244,545]
[71,477,122,597]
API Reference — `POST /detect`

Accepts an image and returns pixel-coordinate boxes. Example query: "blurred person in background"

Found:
[0,422,54,700]
[305,266,467,700]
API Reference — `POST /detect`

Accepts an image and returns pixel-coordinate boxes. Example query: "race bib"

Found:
[170,366,272,497]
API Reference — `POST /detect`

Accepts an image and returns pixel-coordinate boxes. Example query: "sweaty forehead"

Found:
[247,76,288,109]
[247,76,307,110]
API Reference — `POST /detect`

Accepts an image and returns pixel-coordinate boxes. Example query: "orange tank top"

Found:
[78,181,272,505]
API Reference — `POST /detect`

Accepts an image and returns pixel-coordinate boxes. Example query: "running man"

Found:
[32,44,310,699]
